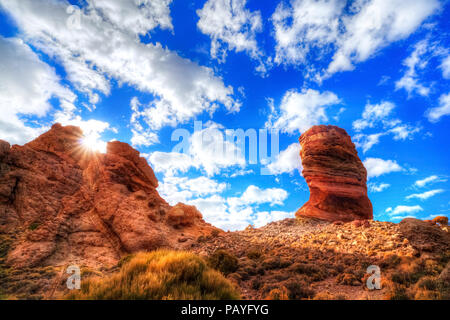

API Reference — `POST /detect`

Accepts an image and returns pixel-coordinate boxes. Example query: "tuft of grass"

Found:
[208,250,239,276]
[66,250,240,300]
[265,287,289,300]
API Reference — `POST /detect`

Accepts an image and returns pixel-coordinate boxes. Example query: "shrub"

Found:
[265,287,289,300]
[247,248,263,260]
[66,250,240,300]
[208,250,239,275]
[384,283,410,300]
[284,280,315,300]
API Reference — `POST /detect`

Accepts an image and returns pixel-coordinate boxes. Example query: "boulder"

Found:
[296,125,373,222]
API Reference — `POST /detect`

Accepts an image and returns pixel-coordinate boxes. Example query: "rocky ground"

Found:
[188,217,450,300]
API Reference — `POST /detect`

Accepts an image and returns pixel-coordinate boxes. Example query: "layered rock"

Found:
[296,125,373,222]
[0,124,218,268]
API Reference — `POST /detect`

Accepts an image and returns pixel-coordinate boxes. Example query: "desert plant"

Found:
[208,250,239,275]
[66,250,240,300]
[265,287,289,300]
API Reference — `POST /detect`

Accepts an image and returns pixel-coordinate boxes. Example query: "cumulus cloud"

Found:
[406,189,444,200]
[352,102,396,131]
[385,205,423,218]
[267,89,340,135]
[227,185,288,209]
[327,0,439,75]
[0,0,240,146]
[197,0,265,70]
[0,36,76,144]
[158,181,290,231]
[368,182,390,193]
[363,158,403,178]
[88,0,174,36]
[272,0,345,66]
[265,143,302,175]
[414,175,447,188]
[426,92,450,122]
[147,122,246,177]
[271,0,439,78]
[157,176,228,205]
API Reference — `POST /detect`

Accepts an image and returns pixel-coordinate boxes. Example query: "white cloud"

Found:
[368,182,390,193]
[265,143,302,175]
[395,39,431,97]
[352,101,420,152]
[441,55,450,79]
[252,211,294,228]
[0,0,240,141]
[364,158,403,178]
[389,125,421,141]
[414,175,447,188]
[354,133,385,153]
[267,89,340,134]
[158,176,228,205]
[386,205,423,216]
[147,151,197,176]
[159,182,290,231]
[271,0,440,78]
[272,0,345,66]
[147,122,245,177]
[227,185,288,209]
[87,0,173,36]
[0,36,76,145]
[353,101,396,131]
[188,185,289,231]
[197,0,264,67]
[327,0,439,75]
[406,189,444,200]
[426,92,450,122]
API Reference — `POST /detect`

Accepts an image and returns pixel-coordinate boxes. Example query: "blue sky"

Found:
[0,0,449,230]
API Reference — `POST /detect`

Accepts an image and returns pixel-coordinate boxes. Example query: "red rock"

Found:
[296,125,373,222]
[0,124,218,268]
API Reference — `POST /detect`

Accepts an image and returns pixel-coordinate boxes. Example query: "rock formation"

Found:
[296,125,373,222]
[0,124,218,268]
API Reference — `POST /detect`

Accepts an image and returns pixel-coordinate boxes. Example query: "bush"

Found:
[208,250,239,275]
[384,283,410,300]
[284,280,315,300]
[66,250,240,300]
[265,287,289,300]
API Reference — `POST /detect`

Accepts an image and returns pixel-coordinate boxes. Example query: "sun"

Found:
[81,134,107,153]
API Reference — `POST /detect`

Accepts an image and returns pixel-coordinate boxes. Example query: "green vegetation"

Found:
[66,250,240,300]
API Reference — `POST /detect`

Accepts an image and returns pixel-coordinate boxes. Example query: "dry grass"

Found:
[66,250,240,300]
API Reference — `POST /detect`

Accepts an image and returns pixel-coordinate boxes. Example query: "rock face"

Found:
[296,125,373,222]
[399,218,450,254]
[0,124,218,268]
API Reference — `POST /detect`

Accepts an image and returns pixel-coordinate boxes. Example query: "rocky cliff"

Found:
[0,124,218,269]
[296,125,373,222]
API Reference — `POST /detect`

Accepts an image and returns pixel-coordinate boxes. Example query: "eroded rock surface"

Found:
[0,124,218,268]
[296,125,373,222]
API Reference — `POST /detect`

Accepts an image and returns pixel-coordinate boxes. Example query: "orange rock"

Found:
[0,124,218,268]
[432,216,448,226]
[296,125,373,222]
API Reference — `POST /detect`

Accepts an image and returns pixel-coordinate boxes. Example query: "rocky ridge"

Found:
[0,124,218,270]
